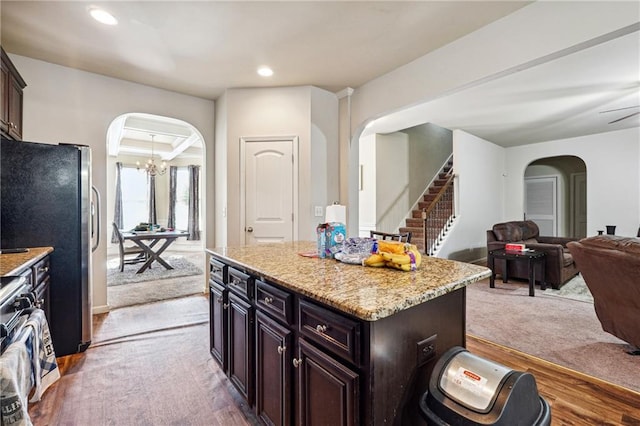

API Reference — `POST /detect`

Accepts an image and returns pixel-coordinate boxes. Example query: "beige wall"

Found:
[344,1,639,236]
[12,54,214,314]
[218,86,339,246]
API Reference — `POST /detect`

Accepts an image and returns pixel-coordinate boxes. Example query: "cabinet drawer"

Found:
[298,299,361,365]
[209,257,226,285]
[32,256,50,287]
[255,279,293,325]
[228,267,252,300]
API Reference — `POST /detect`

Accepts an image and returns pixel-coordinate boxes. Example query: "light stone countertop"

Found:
[0,247,53,276]
[206,241,491,321]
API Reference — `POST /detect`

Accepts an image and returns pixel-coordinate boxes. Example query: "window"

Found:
[121,166,149,229]
[175,168,190,230]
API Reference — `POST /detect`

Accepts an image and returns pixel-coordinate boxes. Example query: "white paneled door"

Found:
[241,137,297,245]
[525,176,557,236]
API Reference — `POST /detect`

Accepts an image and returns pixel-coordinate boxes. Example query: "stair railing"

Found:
[422,169,456,256]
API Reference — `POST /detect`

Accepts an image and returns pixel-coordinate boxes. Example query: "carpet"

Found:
[466,277,640,392]
[107,255,204,286]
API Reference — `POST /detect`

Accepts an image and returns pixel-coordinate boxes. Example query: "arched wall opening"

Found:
[104,113,207,307]
[524,155,587,239]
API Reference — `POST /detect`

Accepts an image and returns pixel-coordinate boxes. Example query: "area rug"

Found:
[466,277,639,392]
[107,255,203,286]
[543,273,593,303]
[107,273,206,309]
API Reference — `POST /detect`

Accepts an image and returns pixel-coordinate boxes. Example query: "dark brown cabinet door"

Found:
[228,292,254,405]
[1,48,25,141]
[7,76,23,140]
[0,62,8,133]
[255,311,292,426]
[296,339,359,426]
[209,280,227,370]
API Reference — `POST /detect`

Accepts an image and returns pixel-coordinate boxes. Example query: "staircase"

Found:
[399,157,455,255]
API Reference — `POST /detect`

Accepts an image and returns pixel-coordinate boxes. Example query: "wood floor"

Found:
[27,297,640,425]
[467,335,640,425]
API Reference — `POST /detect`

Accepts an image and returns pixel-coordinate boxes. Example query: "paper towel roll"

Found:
[325,204,346,225]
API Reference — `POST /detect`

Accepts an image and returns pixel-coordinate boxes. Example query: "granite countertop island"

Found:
[206,241,491,321]
[0,247,53,276]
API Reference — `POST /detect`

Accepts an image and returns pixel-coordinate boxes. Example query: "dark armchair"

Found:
[487,220,579,289]
[567,235,640,352]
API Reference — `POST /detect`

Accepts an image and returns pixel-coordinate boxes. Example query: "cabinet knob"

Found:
[216,296,224,303]
[315,324,328,333]
[39,266,49,273]
[223,303,229,309]
[277,345,286,355]
[292,358,303,368]
[264,296,274,304]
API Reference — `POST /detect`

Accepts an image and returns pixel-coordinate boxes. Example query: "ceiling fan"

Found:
[600,105,640,124]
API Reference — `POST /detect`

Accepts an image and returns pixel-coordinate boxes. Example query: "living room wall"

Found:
[344,2,638,237]
[506,127,639,238]
[440,127,639,262]
[438,130,504,262]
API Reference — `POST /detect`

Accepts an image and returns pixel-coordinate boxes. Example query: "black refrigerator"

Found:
[1,138,96,356]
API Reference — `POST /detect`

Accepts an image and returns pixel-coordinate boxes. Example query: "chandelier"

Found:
[137,134,167,176]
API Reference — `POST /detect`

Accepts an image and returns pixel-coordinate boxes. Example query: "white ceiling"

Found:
[366,28,640,146]
[1,1,639,150]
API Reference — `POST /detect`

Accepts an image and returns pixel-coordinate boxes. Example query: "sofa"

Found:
[486,220,579,289]
[567,235,640,351]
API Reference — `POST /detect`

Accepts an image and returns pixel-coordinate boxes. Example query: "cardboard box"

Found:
[316,222,346,258]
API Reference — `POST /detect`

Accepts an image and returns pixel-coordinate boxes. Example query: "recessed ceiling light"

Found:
[257,66,274,77]
[89,7,118,26]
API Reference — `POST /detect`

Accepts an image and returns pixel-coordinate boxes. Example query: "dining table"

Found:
[121,230,189,273]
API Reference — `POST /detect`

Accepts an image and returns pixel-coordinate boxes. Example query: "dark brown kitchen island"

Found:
[206,241,491,425]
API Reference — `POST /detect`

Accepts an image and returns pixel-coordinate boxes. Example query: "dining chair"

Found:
[112,222,147,272]
[369,230,412,243]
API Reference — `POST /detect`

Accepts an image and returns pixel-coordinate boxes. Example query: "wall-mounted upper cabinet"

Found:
[1,47,27,141]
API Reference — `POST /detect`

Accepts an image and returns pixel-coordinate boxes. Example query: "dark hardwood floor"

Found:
[27,296,640,425]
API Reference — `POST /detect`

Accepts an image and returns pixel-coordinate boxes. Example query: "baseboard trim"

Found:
[92,304,111,315]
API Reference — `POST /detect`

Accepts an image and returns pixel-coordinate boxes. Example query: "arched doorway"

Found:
[524,155,587,238]
[105,113,207,308]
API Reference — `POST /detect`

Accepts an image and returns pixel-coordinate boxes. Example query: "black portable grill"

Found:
[420,346,551,426]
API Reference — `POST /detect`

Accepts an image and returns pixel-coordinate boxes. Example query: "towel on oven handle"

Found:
[0,327,34,426]
[23,308,60,402]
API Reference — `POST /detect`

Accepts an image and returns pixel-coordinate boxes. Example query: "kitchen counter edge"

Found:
[0,247,54,276]
[205,242,491,321]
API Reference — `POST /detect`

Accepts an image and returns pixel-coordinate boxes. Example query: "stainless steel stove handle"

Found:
[13,295,32,310]
[92,185,101,253]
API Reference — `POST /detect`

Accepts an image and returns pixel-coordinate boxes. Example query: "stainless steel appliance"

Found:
[0,275,32,354]
[1,138,99,356]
